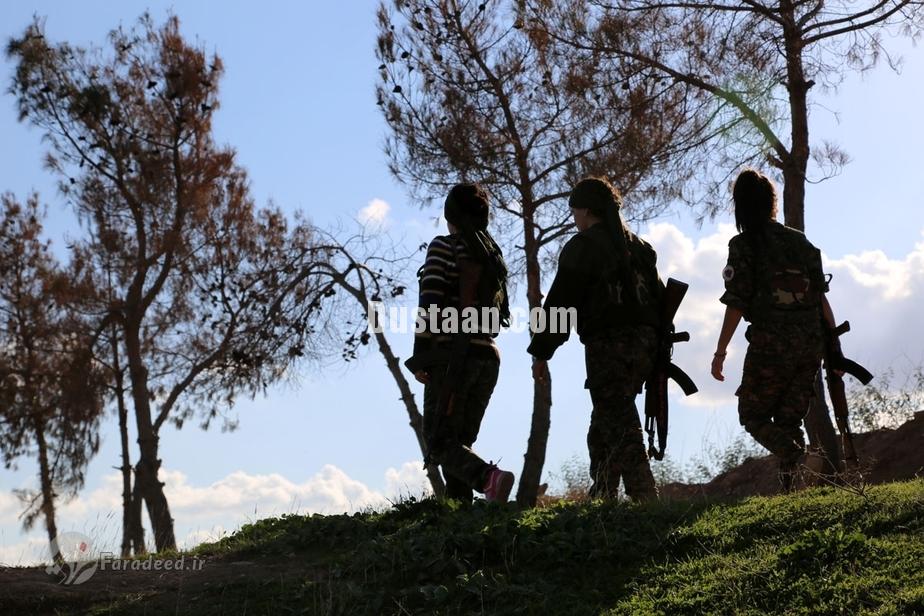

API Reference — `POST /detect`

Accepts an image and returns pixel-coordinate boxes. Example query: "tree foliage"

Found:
[847,364,923,432]
[0,194,105,554]
[6,13,340,551]
[533,0,924,224]
[377,0,715,257]
[376,0,719,506]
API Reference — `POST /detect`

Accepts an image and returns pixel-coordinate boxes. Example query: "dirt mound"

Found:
[0,552,318,615]
[661,411,924,499]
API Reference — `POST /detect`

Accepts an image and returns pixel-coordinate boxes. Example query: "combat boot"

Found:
[778,453,806,494]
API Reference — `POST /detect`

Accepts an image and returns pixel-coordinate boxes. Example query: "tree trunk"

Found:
[805,371,844,475]
[118,401,135,557]
[112,327,145,558]
[779,1,811,232]
[128,473,147,555]
[124,319,176,552]
[780,157,807,232]
[371,324,446,497]
[333,270,447,497]
[781,13,842,473]
[516,205,554,507]
[132,447,175,553]
[34,421,62,565]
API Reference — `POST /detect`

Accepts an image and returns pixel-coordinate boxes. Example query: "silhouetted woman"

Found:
[405,183,515,503]
[711,169,838,491]
[528,177,663,501]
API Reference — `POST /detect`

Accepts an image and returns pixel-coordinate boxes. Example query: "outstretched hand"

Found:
[711,354,726,381]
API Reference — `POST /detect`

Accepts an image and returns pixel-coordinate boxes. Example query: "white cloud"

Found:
[56,472,123,519]
[0,535,48,567]
[828,249,915,300]
[642,222,740,407]
[384,461,432,499]
[180,526,229,550]
[0,490,20,520]
[822,232,924,371]
[0,462,424,566]
[162,465,387,521]
[358,198,391,227]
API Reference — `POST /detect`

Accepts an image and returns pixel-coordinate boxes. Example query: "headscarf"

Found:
[444,183,510,325]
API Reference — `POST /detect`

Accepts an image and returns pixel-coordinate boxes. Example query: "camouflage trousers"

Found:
[584,326,659,501]
[423,356,500,502]
[737,322,824,466]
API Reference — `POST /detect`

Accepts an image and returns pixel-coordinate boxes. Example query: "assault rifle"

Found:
[823,320,874,464]
[644,278,698,460]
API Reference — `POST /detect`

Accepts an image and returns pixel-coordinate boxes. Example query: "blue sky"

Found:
[1,1,923,563]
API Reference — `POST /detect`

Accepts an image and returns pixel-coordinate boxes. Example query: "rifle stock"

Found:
[823,319,874,465]
[644,278,698,460]
[825,367,857,463]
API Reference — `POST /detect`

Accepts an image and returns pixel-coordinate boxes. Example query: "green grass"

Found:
[91,480,924,615]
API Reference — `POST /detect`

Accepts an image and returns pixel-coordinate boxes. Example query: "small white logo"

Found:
[722,265,735,281]
[45,532,98,585]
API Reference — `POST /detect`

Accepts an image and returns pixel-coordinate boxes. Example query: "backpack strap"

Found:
[451,235,483,310]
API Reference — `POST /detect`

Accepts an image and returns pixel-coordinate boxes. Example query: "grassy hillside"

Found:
[28,480,924,615]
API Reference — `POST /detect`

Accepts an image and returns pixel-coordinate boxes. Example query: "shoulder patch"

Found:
[722,265,735,281]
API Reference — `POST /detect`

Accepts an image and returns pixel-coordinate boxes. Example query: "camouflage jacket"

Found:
[720,220,828,326]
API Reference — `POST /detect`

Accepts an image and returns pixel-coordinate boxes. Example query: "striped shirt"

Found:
[413,234,498,359]
[419,234,466,308]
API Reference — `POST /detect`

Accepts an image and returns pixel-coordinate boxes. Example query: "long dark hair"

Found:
[569,177,631,262]
[733,169,778,235]
[569,177,638,306]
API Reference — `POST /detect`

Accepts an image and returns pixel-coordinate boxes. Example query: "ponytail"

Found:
[733,169,778,234]
[569,177,636,304]
[569,177,629,253]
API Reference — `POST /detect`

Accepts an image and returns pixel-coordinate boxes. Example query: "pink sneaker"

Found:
[483,467,515,503]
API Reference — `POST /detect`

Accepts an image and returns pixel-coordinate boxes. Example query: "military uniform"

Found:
[721,220,827,469]
[408,234,501,502]
[422,356,499,502]
[529,222,661,500]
